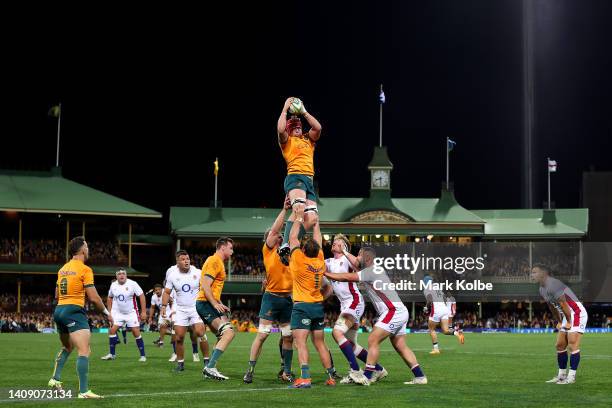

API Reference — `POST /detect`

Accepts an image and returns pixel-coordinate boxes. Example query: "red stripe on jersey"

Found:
[373,288,396,324]
[348,283,359,309]
[566,297,581,326]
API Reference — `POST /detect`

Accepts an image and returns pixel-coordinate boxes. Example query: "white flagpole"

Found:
[55,103,62,167]
[379,84,383,147]
[547,157,551,210]
[446,137,450,189]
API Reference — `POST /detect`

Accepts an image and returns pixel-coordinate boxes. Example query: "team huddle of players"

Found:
[46,98,588,397]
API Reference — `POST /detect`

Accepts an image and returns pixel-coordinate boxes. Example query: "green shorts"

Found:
[53,304,90,334]
[290,302,325,331]
[284,174,317,201]
[259,292,292,323]
[196,300,224,325]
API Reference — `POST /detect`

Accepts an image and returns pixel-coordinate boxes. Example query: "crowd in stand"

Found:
[0,238,127,265]
[190,246,265,275]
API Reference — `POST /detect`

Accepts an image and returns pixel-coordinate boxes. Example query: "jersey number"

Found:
[314,274,321,290]
[59,278,68,296]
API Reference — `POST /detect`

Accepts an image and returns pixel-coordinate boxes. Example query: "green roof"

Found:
[368,146,393,168]
[472,209,588,239]
[0,264,149,277]
[0,169,161,218]
[171,191,488,238]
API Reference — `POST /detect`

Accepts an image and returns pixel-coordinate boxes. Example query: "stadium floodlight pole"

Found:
[55,103,62,167]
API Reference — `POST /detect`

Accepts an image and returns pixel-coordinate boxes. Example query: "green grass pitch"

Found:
[1,332,611,407]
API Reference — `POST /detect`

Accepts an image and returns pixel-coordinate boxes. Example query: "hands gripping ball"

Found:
[288,98,306,115]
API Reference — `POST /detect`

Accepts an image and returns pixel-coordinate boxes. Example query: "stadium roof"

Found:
[0,168,161,218]
[0,264,149,278]
[171,196,588,239]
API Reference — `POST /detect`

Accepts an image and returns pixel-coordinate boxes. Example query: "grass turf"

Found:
[1,331,611,407]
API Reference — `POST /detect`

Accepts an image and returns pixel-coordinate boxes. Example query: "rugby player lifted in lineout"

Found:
[276,97,322,266]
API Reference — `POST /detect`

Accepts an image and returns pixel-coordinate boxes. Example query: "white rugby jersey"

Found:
[423,286,449,313]
[108,279,144,314]
[151,289,176,307]
[539,276,586,315]
[165,266,201,308]
[357,266,407,316]
[325,255,363,307]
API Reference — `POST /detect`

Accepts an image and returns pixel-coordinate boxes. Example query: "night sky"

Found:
[2,1,611,218]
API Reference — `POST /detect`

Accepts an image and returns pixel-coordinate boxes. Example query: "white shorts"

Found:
[340,299,365,322]
[173,307,203,327]
[375,307,409,336]
[429,304,450,323]
[112,310,140,328]
[561,309,588,334]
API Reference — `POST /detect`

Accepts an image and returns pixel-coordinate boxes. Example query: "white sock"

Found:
[558,369,567,378]
[568,369,577,378]
[433,343,439,350]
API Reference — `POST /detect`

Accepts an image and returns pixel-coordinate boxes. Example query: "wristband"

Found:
[162,304,167,308]
[103,308,110,316]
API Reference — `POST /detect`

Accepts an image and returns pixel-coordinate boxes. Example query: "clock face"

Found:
[372,170,390,188]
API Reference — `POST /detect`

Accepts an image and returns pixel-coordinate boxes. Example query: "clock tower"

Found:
[368,146,393,194]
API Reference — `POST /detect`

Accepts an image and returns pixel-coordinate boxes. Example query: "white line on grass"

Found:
[0,387,289,404]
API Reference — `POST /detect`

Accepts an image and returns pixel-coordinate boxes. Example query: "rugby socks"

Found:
[135,336,145,357]
[354,345,383,371]
[76,356,89,393]
[411,364,425,378]
[52,348,71,381]
[248,360,257,373]
[300,364,310,379]
[325,367,335,379]
[339,338,360,371]
[569,350,580,378]
[557,349,568,378]
[207,348,224,368]
[121,328,127,343]
[282,348,294,374]
[172,341,177,353]
[191,342,198,354]
[109,334,118,356]
[433,342,439,350]
[364,364,376,380]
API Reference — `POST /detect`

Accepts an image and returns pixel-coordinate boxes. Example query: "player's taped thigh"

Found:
[280,324,292,337]
[258,323,273,335]
[334,315,350,334]
[290,197,306,210]
[304,205,318,214]
[216,322,234,339]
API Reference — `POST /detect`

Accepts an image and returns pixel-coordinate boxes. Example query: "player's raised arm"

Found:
[302,108,322,142]
[266,197,289,249]
[289,216,303,250]
[312,219,322,247]
[277,97,294,144]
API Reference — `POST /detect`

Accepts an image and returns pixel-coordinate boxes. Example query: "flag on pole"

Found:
[548,159,557,172]
[447,138,456,152]
[48,105,61,118]
[214,158,219,176]
[379,89,385,104]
